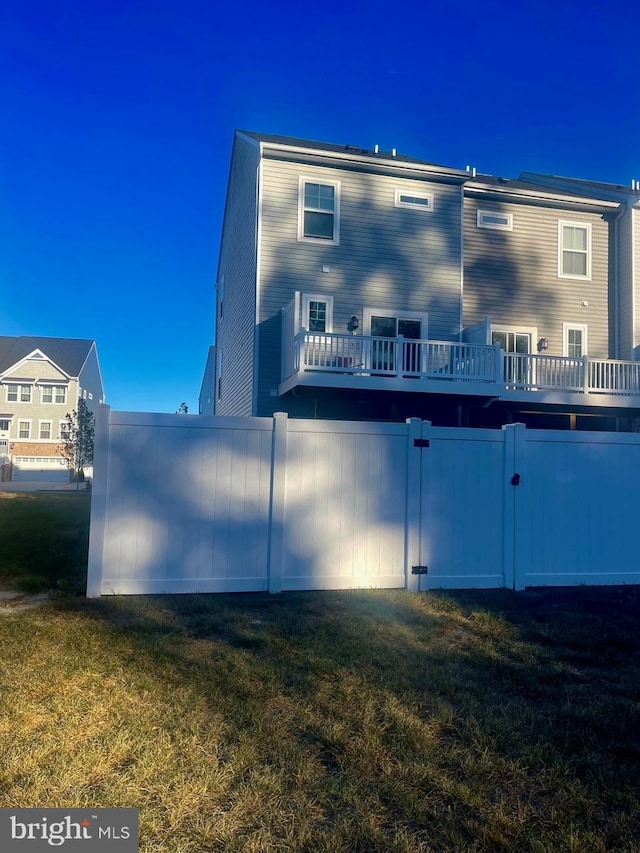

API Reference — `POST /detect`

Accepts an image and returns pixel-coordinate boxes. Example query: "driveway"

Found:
[0,482,85,493]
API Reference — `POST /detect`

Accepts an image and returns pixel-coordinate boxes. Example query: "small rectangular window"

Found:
[302,294,333,334]
[563,323,588,358]
[39,421,52,440]
[59,421,71,440]
[298,178,339,243]
[6,385,17,402]
[42,386,53,403]
[20,385,31,402]
[477,210,513,231]
[0,420,9,431]
[559,221,591,279]
[18,421,30,439]
[394,190,434,211]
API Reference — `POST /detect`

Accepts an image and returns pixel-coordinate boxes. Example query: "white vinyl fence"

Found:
[87,407,640,596]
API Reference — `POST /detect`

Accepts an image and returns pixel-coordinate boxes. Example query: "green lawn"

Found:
[0,494,639,852]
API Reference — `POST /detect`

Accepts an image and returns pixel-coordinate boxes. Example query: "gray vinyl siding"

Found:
[617,209,634,359]
[78,344,105,407]
[256,158,463,416]
[634,208,640,357]
[463,197,610,358]
[215,135,259,416]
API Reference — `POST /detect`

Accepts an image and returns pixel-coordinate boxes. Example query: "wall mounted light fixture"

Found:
[537,337,549,352]
[347,315,360,333]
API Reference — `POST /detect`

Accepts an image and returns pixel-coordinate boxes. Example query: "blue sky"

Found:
[2,0,639,413]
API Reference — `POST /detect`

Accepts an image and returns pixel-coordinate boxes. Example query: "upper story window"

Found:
[558,221,591,280]
[6,384,32,403]
[394,189,434,211]
[302,294,334,333]
[41,385,67,404]
[477,210,513,231]
[298,178,340,244]
[39,421,52,440]
[18,421,30,439]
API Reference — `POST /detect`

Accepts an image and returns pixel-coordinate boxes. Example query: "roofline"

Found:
[239,133,470,183]
[0,348,74,381]
[466,179,620,211]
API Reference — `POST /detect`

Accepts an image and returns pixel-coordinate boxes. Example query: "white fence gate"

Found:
[87,407,640,597]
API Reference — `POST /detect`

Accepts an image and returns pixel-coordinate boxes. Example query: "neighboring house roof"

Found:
[238,130,470,179]
[0,336,96,378]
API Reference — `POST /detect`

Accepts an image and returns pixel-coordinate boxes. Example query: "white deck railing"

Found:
[295,332,500,382]
[287,331,640,397]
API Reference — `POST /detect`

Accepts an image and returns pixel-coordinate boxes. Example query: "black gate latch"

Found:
[411,565,429,575]
[413,438,430,448]
[511,473,521,486]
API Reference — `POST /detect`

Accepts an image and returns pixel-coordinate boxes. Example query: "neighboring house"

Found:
[198,345,216,415]
[0,336,105,482]
[203,130,640,430]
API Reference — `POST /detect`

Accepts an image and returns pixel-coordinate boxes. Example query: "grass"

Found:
[0,491,90,593]
[0,494,639,851]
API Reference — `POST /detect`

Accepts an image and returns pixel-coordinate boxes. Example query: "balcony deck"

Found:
[279,331,640,410]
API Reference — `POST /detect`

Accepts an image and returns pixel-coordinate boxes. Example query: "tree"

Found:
[60,399,95,487]
[176,402,189,414]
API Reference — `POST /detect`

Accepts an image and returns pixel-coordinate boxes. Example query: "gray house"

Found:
[206,130,640,430]
[0,336,104,481]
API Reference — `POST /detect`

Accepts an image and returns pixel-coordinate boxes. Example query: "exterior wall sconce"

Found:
[537,337,549,352]
[347,315,360,333]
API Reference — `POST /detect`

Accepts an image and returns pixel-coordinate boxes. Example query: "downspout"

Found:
[252,153,264,416]
[459,182,465,342]
[610,203,627,359]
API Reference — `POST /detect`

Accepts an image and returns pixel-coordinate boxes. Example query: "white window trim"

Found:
[394,189,434,211]
[297,177,340,245]
[558,220,592,281]
[59,420,70,440]
[490,325,538,350]
[363,307,429,339]
[301,293,334,333]
[39,420,53,440]
[6,383,33,403]
[40,384,68,405]
[562,323,588,357]
[17,420,32,439]
[477,209,513,231]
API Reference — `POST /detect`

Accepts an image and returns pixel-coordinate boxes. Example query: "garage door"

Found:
[12,457,70,483]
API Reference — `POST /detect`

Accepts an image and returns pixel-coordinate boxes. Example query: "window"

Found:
[59,421,71,440]
[298,178,339,243]
[218,275,225,321]
[563,324,588,358]
[18,421,31,439]
[302,294,333,333]
[216,349,223,400]
[39,421,52,440]
[394,190,434,211]
[559,221,591,279]
[0,420,10,431]
[41,385,67,404]
[477,210,513,231]
[6,384,32,402]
